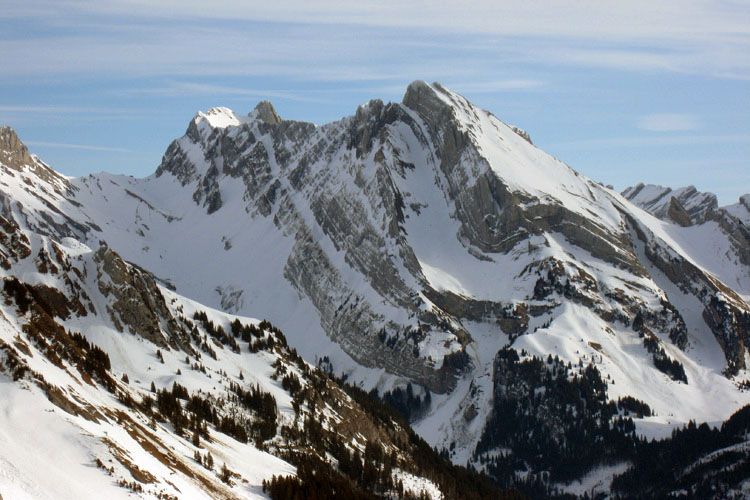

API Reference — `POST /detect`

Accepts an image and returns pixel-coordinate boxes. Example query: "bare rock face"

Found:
[741,194,750,213]
[626,213,750,373]
[624,181,750,268]
[0,126,33,170]
[510,126,532,144]
[402,82,645,275]
[667,197,693,227]
[623,183,718,225]
[254,100,282,125]
[0,127,69,190]
[149,82,480,392]
[93,246,186,349]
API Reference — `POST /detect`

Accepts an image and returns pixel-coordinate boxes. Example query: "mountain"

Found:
[621,183,718,226]
[622,183,750,230]
[2,81,750,496]
[0,127,521,499]
[622,182,750,286]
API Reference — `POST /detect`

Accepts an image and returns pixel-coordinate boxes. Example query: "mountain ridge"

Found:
[2,81,750,496]
[0,169,519,499]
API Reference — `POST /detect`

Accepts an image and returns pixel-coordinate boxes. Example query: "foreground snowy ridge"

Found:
[0,211,505,499]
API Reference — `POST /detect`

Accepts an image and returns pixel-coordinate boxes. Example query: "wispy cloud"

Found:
[121,82,327,102]
[0,105,151,121]
[550,133,750,149]
[10,1,748,45]
[0,105,109,113]
[25,141,132,153]
[442,80,544,94]
[1,2,749,81]
[639,113,700,132]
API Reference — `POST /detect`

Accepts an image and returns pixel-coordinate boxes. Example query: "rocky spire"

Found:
[0,126,33,171]
[253,100,282,125]
[401,80,451,120]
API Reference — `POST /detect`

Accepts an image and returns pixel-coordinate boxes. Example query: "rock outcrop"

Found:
[93,245,187,348]
[622,183,718,224]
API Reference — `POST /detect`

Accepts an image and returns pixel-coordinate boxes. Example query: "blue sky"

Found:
[1,1,749,205]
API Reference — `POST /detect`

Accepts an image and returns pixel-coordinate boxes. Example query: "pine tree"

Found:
[220,463,231,484]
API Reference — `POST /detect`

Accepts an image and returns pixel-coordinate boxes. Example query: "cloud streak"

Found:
[639,113,700,132]
[550,133,750,149]
[9,1,748,44]
[25,141,133,153]
[121,82,328,102]
[1,2,749,82]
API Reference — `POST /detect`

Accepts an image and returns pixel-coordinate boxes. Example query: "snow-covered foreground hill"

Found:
[0,206,515,499]
[2,81,750,496]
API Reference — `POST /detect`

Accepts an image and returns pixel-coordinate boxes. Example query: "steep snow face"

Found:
[620,184,750,299]
[725,194,750,225]
[2,81,750,467]
[406,82,624,233]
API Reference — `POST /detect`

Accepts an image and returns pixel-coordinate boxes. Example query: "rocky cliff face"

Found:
[2,82,750,470]
[622,183,719,224]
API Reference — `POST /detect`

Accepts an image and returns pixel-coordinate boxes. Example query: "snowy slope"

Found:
[0,230,296,498]
[724,194,750,225]
[0,209,459,499]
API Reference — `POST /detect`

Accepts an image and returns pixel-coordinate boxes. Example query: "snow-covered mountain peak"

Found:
[197,106,249,129]
[400,82,626,237]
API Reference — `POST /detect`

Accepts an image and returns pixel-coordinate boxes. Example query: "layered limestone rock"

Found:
[623,183,750,268]
[148,81,732,395]
[254,100,282,125]
[0,126,34,170]
[402,82,645,275]
[153,87,470,392]
[93,245,186,349]
[623,183,718,224]
[626,213,750,373]
[667,197,693,227]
